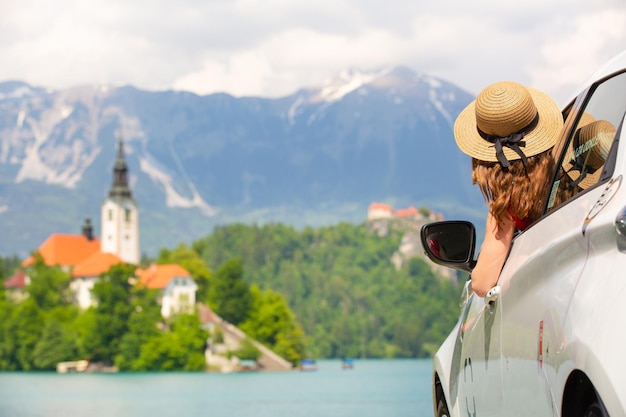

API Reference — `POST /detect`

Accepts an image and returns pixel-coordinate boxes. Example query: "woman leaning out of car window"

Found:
[453,81,564,297]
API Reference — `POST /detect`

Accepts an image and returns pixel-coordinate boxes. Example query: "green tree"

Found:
[81,263,135,364]
[0,254,21,282]
[133,314,207,371]
[25,254,72,309]
[194,221,460,359]
[133,333,185,371]
[240,285,305,365]
[115,286,162,370]
[33,319,80,370]
[207,258,251,325]
[231,337,261,361]
[12,299,46,370]
[418,206,431,217]
[0,299,18,370]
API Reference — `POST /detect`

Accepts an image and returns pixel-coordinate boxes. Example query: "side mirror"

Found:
[420,220,477,273]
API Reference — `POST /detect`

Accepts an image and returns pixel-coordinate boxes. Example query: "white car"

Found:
[421,51,626,417]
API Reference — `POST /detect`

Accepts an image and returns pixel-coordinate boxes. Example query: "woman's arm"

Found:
[471,212,515,297]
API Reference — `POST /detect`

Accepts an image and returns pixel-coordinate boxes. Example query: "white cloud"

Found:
[0,0,624,103]
[528,7,626,104]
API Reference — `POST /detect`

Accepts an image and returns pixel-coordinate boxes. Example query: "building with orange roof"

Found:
[394,206,420,217]
[70,252,125,309]
[3,270,29,302]
[367,202,394,220]
[5,139,197,318]
[136,263,198,318]
[22,219,101,269]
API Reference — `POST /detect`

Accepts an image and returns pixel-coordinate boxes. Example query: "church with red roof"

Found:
[4,138,197,317]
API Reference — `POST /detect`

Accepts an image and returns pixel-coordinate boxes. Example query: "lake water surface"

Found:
[0,359,434,417]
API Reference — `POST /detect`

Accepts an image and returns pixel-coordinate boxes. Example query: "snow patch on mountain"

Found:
[312,67,393,103]
[424,76,455,126]
[61,105,74,119]
[15,119,100,188]
[429,89,453,125]
[0,86,36,101]
[287,95,305,125]
[424,77,442,89]
[16,111,25,128]
[139,156,216,216]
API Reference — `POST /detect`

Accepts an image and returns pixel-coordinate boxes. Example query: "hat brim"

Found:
[562,130,615,190]
[454,87,564,163]
[562,151,601,190]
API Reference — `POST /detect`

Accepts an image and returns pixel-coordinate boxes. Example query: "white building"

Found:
[101,138,140,265]
[136,264,198,318]
[367,202,394,220]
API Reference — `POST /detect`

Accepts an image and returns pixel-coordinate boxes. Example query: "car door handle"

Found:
[485,285,501,313]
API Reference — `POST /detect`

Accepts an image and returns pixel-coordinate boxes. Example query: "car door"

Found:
[452,288,504,417]
[492,69,626,415]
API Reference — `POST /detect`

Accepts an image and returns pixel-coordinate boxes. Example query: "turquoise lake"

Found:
[0,359,434,417]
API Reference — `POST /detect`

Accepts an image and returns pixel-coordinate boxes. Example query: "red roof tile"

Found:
[394,206,419,217]
[368,202,393,212]
[72,252,124,278]
[136,264,191,289]
[23,234,101,268]
[4,270,27,289]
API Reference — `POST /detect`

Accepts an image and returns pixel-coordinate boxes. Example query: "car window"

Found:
[546,70,626,211]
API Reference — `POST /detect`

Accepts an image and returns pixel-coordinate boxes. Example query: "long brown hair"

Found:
[472,150,555,226]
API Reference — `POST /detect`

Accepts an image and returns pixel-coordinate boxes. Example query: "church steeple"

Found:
[109,137,132,199]
[101,135,139,265]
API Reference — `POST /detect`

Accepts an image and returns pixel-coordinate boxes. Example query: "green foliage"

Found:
[132,332,188,371]
[207,258,252,325]
[33,319,80,370]
[25,254,72,309]
[211,326,224,343]
[194,222,461,358]
[115,286,162,370]
[239,285,305,364]
[81,264,136,363]
[0,254,21,281]
[0,299,18,369]
[133,314,208,371]
[231,338,261,361]
[12,299,46,370]
[1,261,209,372]
[0,219,461,372]
[418,206,431,217]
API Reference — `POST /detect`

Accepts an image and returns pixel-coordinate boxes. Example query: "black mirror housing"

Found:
[420,220,477,273]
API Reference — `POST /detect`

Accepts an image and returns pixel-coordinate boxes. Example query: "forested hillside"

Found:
[191,222,463,358]
[1,221,464,368]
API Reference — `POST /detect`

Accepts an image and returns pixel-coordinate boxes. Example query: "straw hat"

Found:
[454,81,564,166]
[563,119,616,190]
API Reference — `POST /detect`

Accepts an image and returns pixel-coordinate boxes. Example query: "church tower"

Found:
[101,137,140,264]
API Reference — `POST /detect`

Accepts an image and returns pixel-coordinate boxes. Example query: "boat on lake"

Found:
[299,359,318,371]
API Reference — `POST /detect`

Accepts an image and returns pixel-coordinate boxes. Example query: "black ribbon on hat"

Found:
[477,113,539,169]
[566,127,597,189]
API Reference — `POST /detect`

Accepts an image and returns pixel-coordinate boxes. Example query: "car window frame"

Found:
[540,69,626,218]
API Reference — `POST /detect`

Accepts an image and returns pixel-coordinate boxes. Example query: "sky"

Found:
[1,0,625,106]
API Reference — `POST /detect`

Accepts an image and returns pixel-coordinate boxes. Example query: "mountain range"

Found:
[0,66,486,257]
